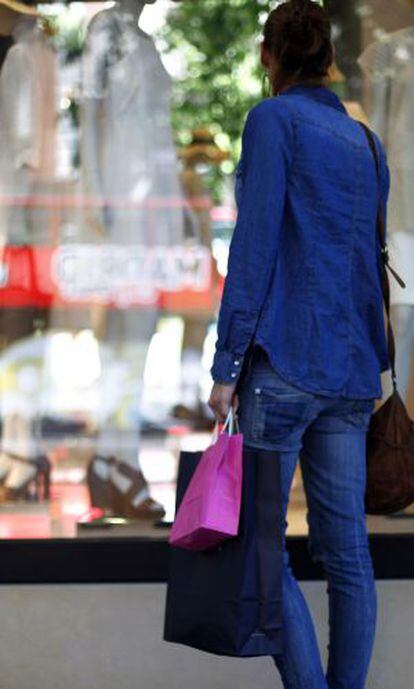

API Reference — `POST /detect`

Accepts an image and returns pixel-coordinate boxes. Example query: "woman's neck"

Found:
[274,77,328,96]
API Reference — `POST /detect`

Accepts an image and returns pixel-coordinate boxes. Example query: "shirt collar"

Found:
[278,84,347,114]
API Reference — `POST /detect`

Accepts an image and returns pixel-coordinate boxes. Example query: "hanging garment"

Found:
[81,7,184,247]
[0,17,56,245]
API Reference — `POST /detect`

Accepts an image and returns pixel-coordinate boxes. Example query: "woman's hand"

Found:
[208,382,238,424]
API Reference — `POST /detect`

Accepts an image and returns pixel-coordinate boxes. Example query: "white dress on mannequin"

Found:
[81,5,184,245]
[0,16,56,246]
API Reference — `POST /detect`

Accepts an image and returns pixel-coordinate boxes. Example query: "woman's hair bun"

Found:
[263,0,333,88]
[283,10,314,53]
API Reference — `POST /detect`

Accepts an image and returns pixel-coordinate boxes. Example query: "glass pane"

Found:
[0,0,413,542]
[0,0,216,539]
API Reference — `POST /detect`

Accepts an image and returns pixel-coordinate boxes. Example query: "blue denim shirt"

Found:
[211,84,391,399]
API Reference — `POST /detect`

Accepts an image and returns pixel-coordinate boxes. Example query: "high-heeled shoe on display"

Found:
[0,413,52,501]
[0,452,51,502]
[87,454,166,521]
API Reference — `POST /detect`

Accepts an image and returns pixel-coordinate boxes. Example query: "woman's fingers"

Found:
[217,400,230,424]
[208,382,237,423]
[208,395,229,424]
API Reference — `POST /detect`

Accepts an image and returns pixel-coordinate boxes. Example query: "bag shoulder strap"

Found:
[358,122,406,390]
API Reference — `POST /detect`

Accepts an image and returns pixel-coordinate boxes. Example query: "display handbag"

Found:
[169,409,243,551]
[359,122,414,515]
[163,440,283,657]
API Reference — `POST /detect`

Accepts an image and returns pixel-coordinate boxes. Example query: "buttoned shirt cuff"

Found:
[210,350,245,384]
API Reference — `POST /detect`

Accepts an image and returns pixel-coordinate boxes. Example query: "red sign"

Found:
[0,244,221,313]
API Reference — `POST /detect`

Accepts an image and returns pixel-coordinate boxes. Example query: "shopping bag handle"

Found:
[212,407,240,443]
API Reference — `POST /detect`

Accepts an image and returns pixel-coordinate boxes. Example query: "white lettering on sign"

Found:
[51,244,212,306]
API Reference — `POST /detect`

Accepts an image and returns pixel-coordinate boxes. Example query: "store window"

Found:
[0,0,413,540]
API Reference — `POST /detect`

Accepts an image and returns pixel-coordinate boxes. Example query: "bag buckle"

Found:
[381,245,407,289]
[380,245,389,263]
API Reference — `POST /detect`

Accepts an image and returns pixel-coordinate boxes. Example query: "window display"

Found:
[0,0,413,544]
[0,0,214,539]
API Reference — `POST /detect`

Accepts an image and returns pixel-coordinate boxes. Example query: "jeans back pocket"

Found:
[252,387,311,444]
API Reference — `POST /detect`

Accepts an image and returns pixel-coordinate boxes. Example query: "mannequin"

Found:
[81,0,183,245]
[81,0,185,519]
[0,4,55,245]
[0,0,55,499]
[359,26,414,405]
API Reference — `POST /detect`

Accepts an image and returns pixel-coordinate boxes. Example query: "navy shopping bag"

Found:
[163,445,283,657]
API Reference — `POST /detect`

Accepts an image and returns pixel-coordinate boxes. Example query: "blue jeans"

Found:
[237,349,377,689]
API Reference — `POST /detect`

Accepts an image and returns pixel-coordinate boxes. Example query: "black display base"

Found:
[0,534,413,585]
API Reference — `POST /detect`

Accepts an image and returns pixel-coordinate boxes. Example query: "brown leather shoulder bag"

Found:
[359,122,414,515]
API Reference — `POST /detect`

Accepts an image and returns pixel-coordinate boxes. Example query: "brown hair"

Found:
[263,0,333,94]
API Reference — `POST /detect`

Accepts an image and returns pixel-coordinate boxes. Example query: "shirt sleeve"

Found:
[210,100,293,384]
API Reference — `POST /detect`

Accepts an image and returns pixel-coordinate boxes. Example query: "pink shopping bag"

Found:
[169,410,243,551]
